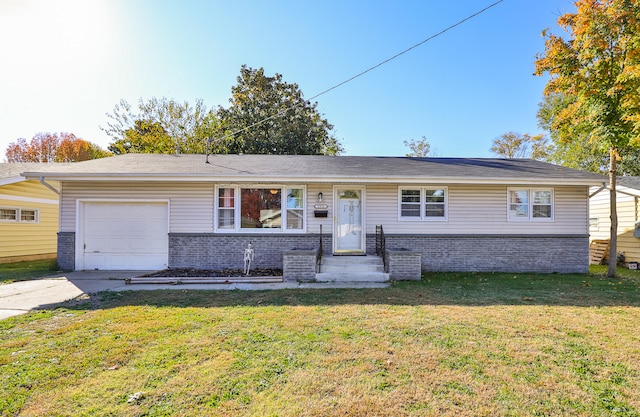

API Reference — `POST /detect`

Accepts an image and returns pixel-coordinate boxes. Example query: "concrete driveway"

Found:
[0,271,388,320]
[0,271,138,320]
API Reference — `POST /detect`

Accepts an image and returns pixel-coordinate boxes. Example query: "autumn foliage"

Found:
[534,0,640,277]
[5,132,110,162]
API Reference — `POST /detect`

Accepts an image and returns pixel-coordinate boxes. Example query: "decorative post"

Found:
[243,242,254,276]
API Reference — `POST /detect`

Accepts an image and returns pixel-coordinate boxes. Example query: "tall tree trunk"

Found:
[608,147,618,278]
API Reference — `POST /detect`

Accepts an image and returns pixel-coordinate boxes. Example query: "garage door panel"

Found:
[81,202,168,270]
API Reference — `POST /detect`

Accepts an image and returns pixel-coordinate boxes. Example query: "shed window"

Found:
[0,207,39,223]
[20,209,38,222]
[0,208,17,221]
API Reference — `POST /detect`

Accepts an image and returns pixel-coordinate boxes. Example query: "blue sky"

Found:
[0,0,576,159]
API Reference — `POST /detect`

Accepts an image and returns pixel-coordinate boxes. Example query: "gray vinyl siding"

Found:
[59,181,589,236]
[60,182,214,233]
[366,184,588,235]
[306,184,333,234]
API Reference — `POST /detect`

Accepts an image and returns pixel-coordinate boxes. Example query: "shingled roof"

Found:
[1,162,70,185]
[21,154,606,185]
[618,176,640,190]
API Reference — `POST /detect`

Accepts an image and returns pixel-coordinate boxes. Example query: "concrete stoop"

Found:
[315,255,389,282]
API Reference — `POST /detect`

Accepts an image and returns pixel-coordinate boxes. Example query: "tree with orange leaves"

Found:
[535,0,640,277]
[5,132,110,163]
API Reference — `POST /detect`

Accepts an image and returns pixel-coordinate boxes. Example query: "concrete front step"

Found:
[316,255,389,282]
[315,272,390,282]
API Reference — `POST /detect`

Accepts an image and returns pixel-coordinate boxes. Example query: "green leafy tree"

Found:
[489,132,550,160]
[403,136,431,157]
[215,65,343,155]
[103,97,210,154]
[534,0,640,277]
[538,93,640,175]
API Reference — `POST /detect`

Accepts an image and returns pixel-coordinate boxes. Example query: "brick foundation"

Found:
[61,232,589,274]
[374,234,589,274]
[57,232,75,271]
[168,233,329,270]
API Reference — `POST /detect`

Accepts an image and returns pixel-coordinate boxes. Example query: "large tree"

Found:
[103,97,210,154]
[215,65,343,155]
[489,131,550,159]
[534,0,640,277]
[5,132,109,162]
[538,93,640,175]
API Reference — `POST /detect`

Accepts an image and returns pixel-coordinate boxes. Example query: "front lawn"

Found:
[1,269,640,416]
[0,259,60,284]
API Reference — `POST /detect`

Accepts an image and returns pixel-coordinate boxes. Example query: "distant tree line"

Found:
[5,132,109,163]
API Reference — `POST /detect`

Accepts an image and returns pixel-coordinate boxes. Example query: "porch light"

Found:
[317,192,323,202]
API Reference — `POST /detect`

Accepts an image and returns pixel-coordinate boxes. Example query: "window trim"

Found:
[0,207,39,223]
[398,186,448,221]
[214,185,306,233]
[507,187,554,222]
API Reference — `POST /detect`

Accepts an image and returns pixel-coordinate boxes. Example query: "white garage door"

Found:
[80,202,168,270]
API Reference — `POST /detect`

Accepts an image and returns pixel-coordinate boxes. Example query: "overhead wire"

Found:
[207,0,505,148]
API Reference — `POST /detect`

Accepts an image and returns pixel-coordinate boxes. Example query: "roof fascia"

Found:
[0,176,26,186]
[23,172,605,186]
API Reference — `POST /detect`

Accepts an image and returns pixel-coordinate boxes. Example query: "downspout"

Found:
[39,176,60,195]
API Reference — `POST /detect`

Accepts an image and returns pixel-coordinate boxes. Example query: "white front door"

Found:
[333,187,365,254]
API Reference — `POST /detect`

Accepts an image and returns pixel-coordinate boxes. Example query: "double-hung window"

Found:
[215,186,305,232]
[398,187,447,220]
[508,188,553,221]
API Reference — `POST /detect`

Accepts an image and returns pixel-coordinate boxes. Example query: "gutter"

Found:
[39,176,60,195]
[589,184,640,199]
[21,173,605,187]
[589,184,607,198]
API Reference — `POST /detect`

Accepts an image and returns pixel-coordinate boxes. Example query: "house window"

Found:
[217,188,235,229]
[508,188,554,221]
[0,207,39,223]
[398,187,447,220]
[286,188,304,230]
[241,188,282,229]
[215,186,305,232]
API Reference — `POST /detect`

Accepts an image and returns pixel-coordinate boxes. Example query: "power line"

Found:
[308,0,505,102]
[207,0,505,149]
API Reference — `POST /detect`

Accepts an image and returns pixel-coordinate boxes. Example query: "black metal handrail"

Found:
[316,224,323,273]
[376,225,388,273]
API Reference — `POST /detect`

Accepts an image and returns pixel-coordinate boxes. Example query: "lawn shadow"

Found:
[68,271,640,311]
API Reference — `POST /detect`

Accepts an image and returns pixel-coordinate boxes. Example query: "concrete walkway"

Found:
[0,271,388,320]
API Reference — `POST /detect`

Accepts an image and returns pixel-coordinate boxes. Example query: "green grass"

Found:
[1,268,640,416]
[0,259,60,284]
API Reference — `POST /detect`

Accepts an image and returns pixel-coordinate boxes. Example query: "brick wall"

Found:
[57,232,75,271]
[63,231,588,274]
[283,250,317,282]
[387,250,421,280]
[376,235,589,274]
[168,233,327,270]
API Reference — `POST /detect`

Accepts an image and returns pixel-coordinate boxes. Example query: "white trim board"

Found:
[0,193,59,205]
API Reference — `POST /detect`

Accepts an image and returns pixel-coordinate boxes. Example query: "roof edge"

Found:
[22,172,605,186]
